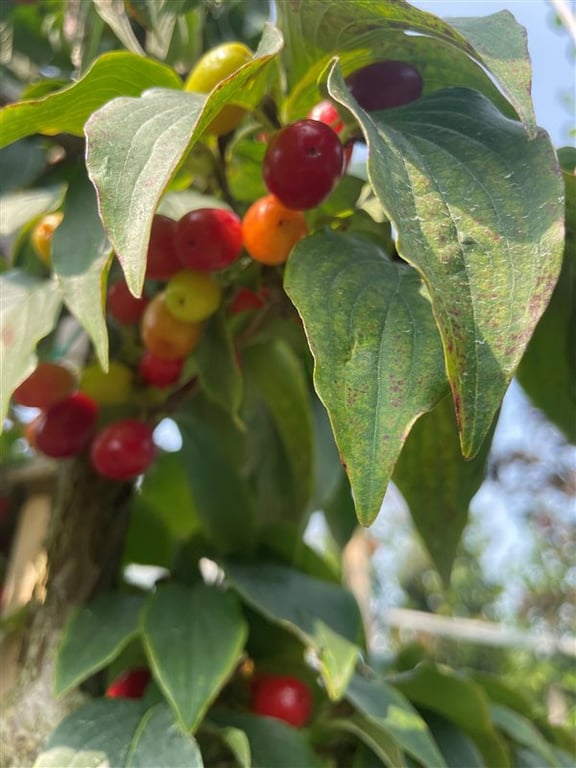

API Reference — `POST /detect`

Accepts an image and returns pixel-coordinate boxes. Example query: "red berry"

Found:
[176,208,243,272]
[346,60,423,112]
[139,351,184,388]
[107,278,149,325]
[307,100,344,134]
[90,419,156,480]
[229,286,269,314]
[105,667,150,699]
[12,362,77,410]
[263,120,343,210]
[251,674,313,728]
[145,215,181,280]
[35,392,98,459]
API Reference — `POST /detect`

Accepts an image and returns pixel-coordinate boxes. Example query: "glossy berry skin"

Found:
[31,212,63,266]
[107,278,149,325]
[145,215,181,280]
[105,667,151,699]
[185,42,252,136]
[307,100,344,134]
[242,195,308,266]
[346,60,423,112]
[165,270,222,323]
[12,362,77,410]
[251,674,313,728]
[139,351,184,389]
[34,392,98,459]
[176,208,243,272]
[141,292,203,360]
[263,120,343,210]
[91,419,156,480]
[80,361,134,405]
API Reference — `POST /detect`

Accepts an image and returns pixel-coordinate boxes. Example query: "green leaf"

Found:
[467,671,535,719]
[490,704,561,768]
[517,234,576,443]
[310,396,358,548]
[0,272,62,425]
[34,700,203,768]
[346,673,447,768]
[447,11,536,136]
[52,167,112,369]
[314,620,360,700]
[0,186,65,240]
[56,593,145,697]
[277,1,523,125]
[122,498,178,568]
[224,561,361,699]
[210,711,323,768]
[85,24,282,295]
[34,699,144,768]
[126,704,204,767]
[284,231,447,526]
[242,339,314,519]
[206,724,251,768]
[424,711,485,768]
[257,521,340,583]
[0,52,182,149]
[328,67,564,458]
[196,310,243,425]
[142,583,247,732]
[328,714,407,767]
[390,662,511,768]
[0,138,46,193]
[138,451,201,540]
[93,0,146,56]
[178,415,256,555]
[393,395,495,584]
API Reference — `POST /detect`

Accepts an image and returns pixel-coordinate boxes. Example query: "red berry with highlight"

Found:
[35,392,98,459]
[176,208,243,272]
[307,100,344,134]
[251,674,313,728]
[106,667,150,699]
[263,120,343,210]
[91,419,156,480]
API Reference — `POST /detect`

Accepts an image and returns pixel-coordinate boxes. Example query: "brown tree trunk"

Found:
[0,455,133,766]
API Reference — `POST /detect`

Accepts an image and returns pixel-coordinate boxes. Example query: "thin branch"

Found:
[548,0,576,43]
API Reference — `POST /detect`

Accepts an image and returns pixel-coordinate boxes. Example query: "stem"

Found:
[0,455,134,765]
[548,0,576,42]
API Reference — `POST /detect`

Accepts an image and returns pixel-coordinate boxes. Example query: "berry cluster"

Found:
[105,664,313,730]
[13,362,156,481]
[241,103,350,265]
[20,54,424,485]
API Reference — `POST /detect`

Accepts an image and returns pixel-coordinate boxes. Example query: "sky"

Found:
[412,0,575,147]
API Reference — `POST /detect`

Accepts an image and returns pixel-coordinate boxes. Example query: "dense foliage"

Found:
[0,0,574,766]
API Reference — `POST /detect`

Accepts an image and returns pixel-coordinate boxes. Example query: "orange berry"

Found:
[141,292,203,360]
[242,195,308,266]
